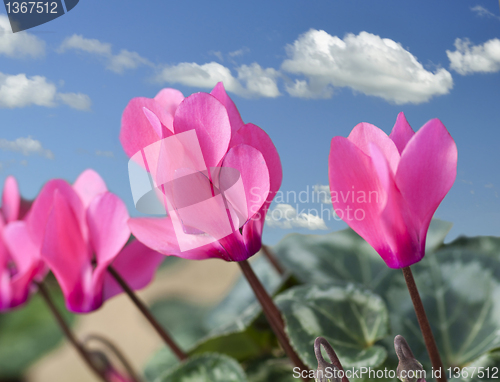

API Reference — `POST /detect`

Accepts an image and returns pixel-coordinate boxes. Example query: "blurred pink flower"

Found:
[121,83,282,262]
[0,177,43,311]
[4,170,163,313]
[328,113,457,268]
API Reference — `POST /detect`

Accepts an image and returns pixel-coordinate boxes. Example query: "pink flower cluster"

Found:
[0,81,458,314]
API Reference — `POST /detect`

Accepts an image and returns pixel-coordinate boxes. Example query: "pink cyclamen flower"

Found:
[0,176,44,311]
[121,82,282,262]
[5,170,163,313]
[328,113,457,268]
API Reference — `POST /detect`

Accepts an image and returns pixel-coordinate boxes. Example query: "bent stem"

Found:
[238,260,311,381]
[402,266,446,382]
[36,282,108,381]
[84,334,142,382]
[314,337,349,382]
[107,266,188,361]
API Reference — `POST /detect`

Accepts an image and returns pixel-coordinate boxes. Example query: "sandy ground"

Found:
[27,257,241,382]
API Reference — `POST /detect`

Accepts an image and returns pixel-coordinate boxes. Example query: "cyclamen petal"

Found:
[329,113,457,268]
[122,83,282,262]
[1,176,20,223]
[0,177,44,311]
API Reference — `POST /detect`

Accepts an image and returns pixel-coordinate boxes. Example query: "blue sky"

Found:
[0,0,499,245]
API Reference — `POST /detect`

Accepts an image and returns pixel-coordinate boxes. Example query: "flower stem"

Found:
[402,266,446,382]
[261,244,285,275]
[107,266,187,361]
[238,260,311,381]
[84,334,142,382]
[36,282,108,381]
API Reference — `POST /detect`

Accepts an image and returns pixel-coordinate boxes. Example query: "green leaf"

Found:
[448,349,500,382]
[273,228,390,292]
[145,255,286,381]
[275,284,389,369]
[387,236,500,368]
[0,284,75,378]
[247,359,297,382]
[273,220,451,295]
[154,353,247,382]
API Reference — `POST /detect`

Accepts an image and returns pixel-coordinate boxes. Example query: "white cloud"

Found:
[471,5,500,20]
[59,34,151,74]
[156,61,280,98]
[0,15,45,58]
[57,92,91,111]
[281,29,453,104]
[0,72,91,110]
[0,136,54,159]
[447,38,500,75]
[237,63,281,97]
[313,184,332,204]
[229,47,249,57]
[266,203,328,230]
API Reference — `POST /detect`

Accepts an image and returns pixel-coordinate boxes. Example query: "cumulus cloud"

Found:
[156,61,280,98]
[0,72,91,110]
[57,92,91,111]
[59,34,151,74]
[470,5,500,20]
[266,203,328,230]
[447,38,500,75]
[0,15,45,58]
[281,29,453,104]
[0,136,54,159]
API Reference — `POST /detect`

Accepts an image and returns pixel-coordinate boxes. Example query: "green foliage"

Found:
[154,353,247,382]
[0,284,74,378]
[117,220,500,381]
[276,284,389,369]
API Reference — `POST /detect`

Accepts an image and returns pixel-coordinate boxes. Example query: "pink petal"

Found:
[2,221,38,275]
[154,88,184,122]
[103,239,164,300]
[389,112,415,155]
[4,262,38,310]
[329,136,388,253]
[41,190,92,312]
[347,122,400,174]
[87,192,130,266]
[221,144,270,221]
[369,143,420,268]
[143,107,163,139]
[27,180,86,248]
[210,82,245,134]
[230,123,282,203]
[128,217,228,261]
[396,119,458,237]
[173,93,231,168]
[1,176,20,223]
[73,169,108,209]
[120,97,174,158]
[86,192,130,309]
[241,212,265,257]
